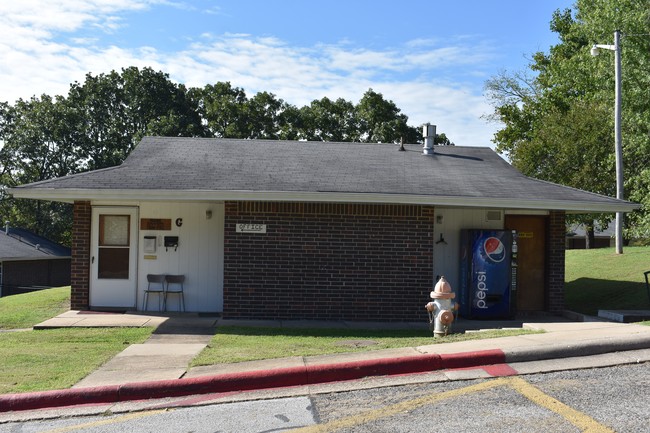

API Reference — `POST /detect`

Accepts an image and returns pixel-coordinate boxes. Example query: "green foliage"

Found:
[0,96,77,243]
[0,287,70,329]
[485,0,650,238]
[299,97,360,142]
[356,89,420,143]
[190,85,423,144]
[1,67,208,243]
[67,67,206,171]
[190,82,250,138]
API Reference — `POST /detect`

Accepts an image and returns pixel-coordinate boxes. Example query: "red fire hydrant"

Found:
[425,276,459,337]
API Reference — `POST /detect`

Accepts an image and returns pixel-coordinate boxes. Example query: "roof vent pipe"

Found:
[5,221,8,235]
[423,123,436,155]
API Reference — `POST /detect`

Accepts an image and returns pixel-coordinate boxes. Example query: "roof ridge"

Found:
[142,136,492,149]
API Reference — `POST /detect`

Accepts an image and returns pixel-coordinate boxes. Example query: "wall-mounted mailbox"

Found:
[143,236,157,253]
[164,236,179,251]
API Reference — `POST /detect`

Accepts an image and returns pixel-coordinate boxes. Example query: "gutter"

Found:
[8,188,640,214]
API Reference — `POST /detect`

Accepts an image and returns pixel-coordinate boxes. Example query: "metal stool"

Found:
[164,274,185,312]
[143,274,166,311]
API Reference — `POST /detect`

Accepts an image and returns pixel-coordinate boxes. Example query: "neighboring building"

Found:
[566,224,615,249]
[9,135,638,321]
[0,225,71,297]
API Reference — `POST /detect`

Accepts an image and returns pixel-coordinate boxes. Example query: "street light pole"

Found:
[591,30,624,254]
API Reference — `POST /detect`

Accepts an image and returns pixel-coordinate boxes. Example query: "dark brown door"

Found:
[505,215,546,312]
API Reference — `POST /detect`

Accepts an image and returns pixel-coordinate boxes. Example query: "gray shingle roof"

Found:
[9,137,637,213]
[0,228,71,261]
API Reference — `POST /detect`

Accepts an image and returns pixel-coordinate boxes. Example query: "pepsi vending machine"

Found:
[459,229,518,319]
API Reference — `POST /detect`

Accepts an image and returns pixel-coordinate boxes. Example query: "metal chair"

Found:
[645,270,650,303]
[164,274,185,312]
[143,274,166,311]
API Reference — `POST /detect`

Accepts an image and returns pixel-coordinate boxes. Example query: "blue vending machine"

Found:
[459,229,518,319]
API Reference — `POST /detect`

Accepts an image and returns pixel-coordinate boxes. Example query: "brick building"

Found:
[9,136,637,321]
[0,226,71,297]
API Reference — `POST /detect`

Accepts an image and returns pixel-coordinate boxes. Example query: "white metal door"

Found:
[90,207,138,309]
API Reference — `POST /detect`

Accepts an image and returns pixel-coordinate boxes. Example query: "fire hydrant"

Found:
[425,276,459,337]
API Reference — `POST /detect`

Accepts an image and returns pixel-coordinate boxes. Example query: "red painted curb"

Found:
[305,353,444,384]
[0,349,506,413]
[440,349,506,369]
[118,366,309,401]
[0,385,120,413]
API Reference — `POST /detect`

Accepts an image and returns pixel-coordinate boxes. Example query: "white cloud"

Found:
[0,1,155,34]
[325,47,404,72]
[0,1,499,147]
[383,82,496,146]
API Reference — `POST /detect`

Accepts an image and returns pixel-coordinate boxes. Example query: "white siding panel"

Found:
[137,202,224,312]
[432,208,503,293]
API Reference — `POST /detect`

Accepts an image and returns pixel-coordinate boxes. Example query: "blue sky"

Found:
[0,0,575,147]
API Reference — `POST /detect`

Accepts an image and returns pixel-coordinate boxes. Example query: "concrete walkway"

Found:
[33,310,170,328]
[72,315,219,388]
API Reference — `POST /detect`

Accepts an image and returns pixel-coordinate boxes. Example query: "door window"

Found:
[98,215,130,279]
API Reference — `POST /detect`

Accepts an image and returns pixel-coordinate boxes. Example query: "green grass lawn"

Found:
[0,287,71,329]
[565,246,650,316]
[191,326,538,366]
[0,328,152,394]
[0,288,152,394]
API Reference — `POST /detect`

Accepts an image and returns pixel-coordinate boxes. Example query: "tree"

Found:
[191,85,431,144]
[66,70,129,171]
[356,89,420,143]
[2,67,207,242]
[0,96,76,244]
[298,97,360,142]
[190,84,301,140]
[485,0,650,240]
[246,91,290,139]
[67,67,205,171]
[435,133,454,146]
[189,82,250,138]
[121,66,205,140]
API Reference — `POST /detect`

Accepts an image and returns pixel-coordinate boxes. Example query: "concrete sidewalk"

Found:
[74,314,219,388]
[2,310,649,414]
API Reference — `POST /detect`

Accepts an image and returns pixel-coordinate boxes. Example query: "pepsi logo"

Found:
[483,237,506,263]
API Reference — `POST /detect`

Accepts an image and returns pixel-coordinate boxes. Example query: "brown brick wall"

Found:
[223,202,434,321]
[71,201,91,309]
[546,210,566,314]
[3,259,70,291]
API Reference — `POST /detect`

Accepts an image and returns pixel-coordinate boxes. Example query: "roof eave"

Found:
[8,188,639,213]
[0,256,72,262]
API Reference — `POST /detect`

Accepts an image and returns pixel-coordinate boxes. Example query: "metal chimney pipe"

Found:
[5,221,8,235]
[423,123,436,155]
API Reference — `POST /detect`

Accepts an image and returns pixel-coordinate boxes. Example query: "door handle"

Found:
[91,256,95,264]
